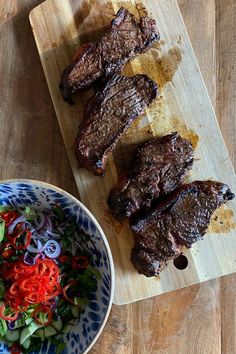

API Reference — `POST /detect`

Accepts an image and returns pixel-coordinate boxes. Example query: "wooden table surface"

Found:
[0,1,235,353]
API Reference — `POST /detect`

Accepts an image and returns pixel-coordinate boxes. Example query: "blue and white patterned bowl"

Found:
[0,179,115,354]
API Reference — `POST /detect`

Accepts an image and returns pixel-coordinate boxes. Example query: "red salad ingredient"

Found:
[1,257,61,313]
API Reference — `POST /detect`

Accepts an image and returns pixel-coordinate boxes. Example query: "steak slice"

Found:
[108,133,194,219]
[75,74,158,176]
[130,181,235,276]
[60,7,160,102]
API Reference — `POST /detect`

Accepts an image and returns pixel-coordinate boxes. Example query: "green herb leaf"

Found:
[0,318,7,336]
[21,206,37,222]
[75,266,100,297]
[74,297,87,310]
[87,265,102,280]
[50,337,67,354]
[0,219,5,243]
[0,206,12,213]
[52,206,66,223]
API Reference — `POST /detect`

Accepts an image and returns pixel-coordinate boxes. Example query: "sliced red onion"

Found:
[46,230,61,239]
[47,298,57,310]
[44,240,61,258]
[8,215,26,234]
[57,226,65,234]
[26,238,43,253]
[46,216,53,232]
[23,252,41,265]
[7,321,15,330]
[35,213,46,230]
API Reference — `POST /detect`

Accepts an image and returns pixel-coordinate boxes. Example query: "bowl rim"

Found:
[0,178,115,354]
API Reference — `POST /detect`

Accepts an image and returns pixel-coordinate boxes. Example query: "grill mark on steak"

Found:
[108,133,194,219]
[75,74,158,176]
[130,181,235,277]
[60,7,160,102]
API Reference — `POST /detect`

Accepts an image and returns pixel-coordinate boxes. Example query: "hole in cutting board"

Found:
[173,255,188,270]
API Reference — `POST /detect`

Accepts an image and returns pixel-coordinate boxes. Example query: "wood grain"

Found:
[0,0,235,353]
[216,1,236,354]
[29,0,236,305]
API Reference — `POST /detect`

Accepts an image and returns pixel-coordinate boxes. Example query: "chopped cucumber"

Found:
[44,325,57,338]
[5,329,20,342]
[25,317,34,326]
[20,321,41,345]
[22,337,31,350]
[74,297,87,310]
[57,297,65,307]
[35,328,45,341]
[62,322,74,334]
[71,305,80,318]
[51,319,63,332]
[14,317,26,329]
[57,303,71,318]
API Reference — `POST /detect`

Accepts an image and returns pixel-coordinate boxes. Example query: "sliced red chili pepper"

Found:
[0,303,18,321]
[5,293,28,313]
[37,259,60,279]
[8,282,19,297]
[0,211,19,227]
[10,229,31,250]
[62,280,81,306]
[1,242,15,259]
[45,282,61,300]
[58,255,69,264]
[3,257,62,310]
[33,306,52,326]
[71,255,89,269]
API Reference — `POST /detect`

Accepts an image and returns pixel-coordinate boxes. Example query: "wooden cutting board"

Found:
[30,0,236,305]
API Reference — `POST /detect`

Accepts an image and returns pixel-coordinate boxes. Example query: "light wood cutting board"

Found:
[29,0,236,305]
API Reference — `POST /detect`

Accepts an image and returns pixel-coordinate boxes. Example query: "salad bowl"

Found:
[0,179,115,354]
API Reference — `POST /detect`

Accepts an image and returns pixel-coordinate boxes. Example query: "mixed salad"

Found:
[0,206,101,354]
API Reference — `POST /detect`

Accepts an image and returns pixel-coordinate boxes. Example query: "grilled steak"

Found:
[75,74,158,175]
[130,181,235,276]
[108,133,194,219]
[60,7,160,102]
